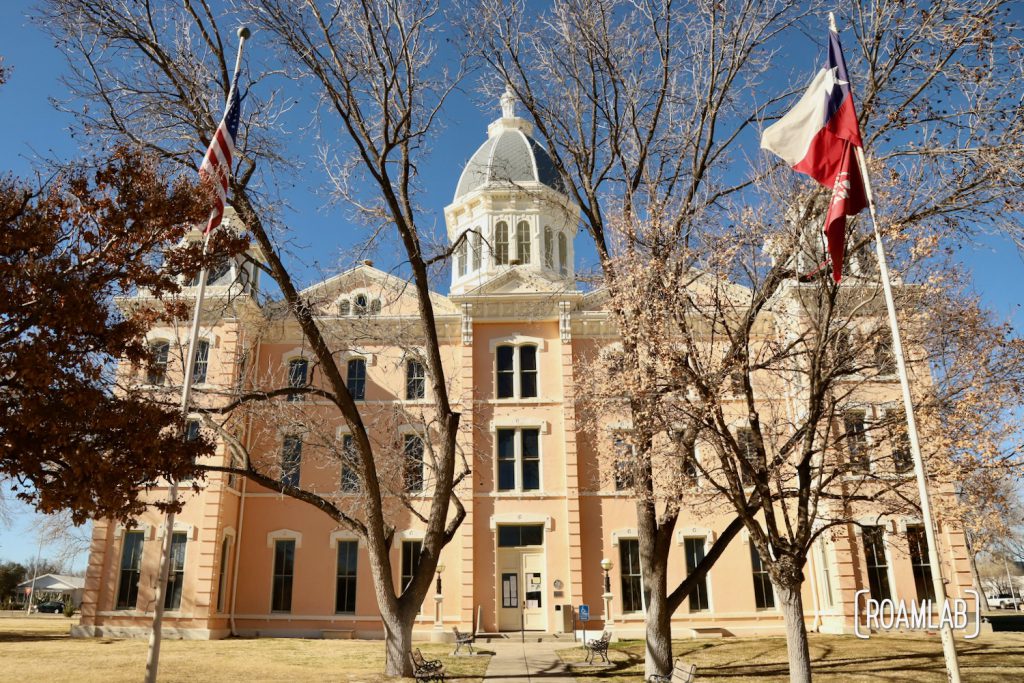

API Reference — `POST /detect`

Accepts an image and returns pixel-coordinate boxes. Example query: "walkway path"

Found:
[482,639,578,683]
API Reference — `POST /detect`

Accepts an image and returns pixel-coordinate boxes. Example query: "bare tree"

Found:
[468,0,1024,680]
[39,0,469,673]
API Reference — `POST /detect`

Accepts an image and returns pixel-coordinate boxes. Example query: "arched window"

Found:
[287,358,308,402]
[369,299,382,315]
[471,230,482,271]
[457,237,468,277]
[516,221,531,264]
[347,358,366,400]
[543,228,554,269]
[338,299,351,316]
[147,341,170,385]
[354,294,368,315]
[557,233,568,276]
[494,221,509,265]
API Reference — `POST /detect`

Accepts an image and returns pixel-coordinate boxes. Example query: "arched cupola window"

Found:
[457,238,468,277]
[544,228,554,269]
[557,233,568,276]
[495,221,509,265]
[471,230,482,271]
[516,221,531,264]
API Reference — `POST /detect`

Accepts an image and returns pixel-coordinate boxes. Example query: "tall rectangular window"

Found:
[457,239,468,277]
[496,429,516,491]
[401,540,422,592]
[613,437,635,491]
[216,537,231,613]
[684,538,710,612]
[496,428,540,492]
[336,540,358,614]
[817,541,835,608]
[281,435,302,488]
[404,434,424,493]
[271,539,295,612]
[116,531,145,610]
[862,526,891,601]
[192,340,210,385]
[619,539,643,613]
[340,434,359,493]
[885,409,913,474]
[519,346,537,398]
[471,230,482,271]
[874,340,896,374]
[287,358,308,401]
[521,428,540,491]
[737,427,758,486]
[750,543,775,609]
[543,228,554,269]
[406,360,425,400]
[164,532,187,610]
[496,346,515,399]
[347,358,366,400]
[907,525,936,602]
[147,342,169,385]
[845,410,869,473]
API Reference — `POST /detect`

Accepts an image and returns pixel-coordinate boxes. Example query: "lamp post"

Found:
[600,558,614,627]
[433,563,446,635]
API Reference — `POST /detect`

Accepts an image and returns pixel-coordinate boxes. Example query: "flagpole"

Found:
[144,27,249,683]
[839,17,961,676]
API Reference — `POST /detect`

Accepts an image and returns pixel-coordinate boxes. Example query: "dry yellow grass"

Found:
[0,617,491,683]
[558,632,1024,682]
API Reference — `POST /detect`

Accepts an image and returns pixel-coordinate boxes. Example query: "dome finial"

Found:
[500,84,517,119]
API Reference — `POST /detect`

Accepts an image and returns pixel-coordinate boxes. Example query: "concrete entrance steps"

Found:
[475,632,576,644]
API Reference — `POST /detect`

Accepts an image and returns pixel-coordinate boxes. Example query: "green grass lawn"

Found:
[557,632,1024,682]
[0,617,491,683]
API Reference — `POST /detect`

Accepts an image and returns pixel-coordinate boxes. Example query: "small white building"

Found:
[17,574,86,607]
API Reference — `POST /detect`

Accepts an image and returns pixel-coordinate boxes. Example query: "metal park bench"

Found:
[411,648,446,683]
[583,631,611,664]
[452,626,475,655]
[648,658,697,683]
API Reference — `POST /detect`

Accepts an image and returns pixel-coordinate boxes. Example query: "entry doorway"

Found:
[496,524,546,631]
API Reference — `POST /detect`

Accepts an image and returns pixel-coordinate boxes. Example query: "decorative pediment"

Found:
[300,263,455,317]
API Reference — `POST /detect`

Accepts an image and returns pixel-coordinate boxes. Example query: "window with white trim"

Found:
[496,428,540,492]
[516,220,531,264]
[216,536,231,613]
[907,525,936,602]
[495,344,538,399]
[557,232,568,275]
[750,543,774,609]
[335,540,358,614]
[147,341,169,385]
[404,434,424,493]
[619,539,643,613]
[543,228,554,269]
[347,358,366,400]
[845,410,869,473]
[684,537,710,612]
[192,340,210,385]
[457,238,468,277]
[281,435,302,487]
[271,539,295,612]
[862,526,891,601]
[116,531,145,610]
[884,409,913,474]
[340,434,359,493]
[494,221,509,265]
[400,540,422,592]
[736,427,758,486]
[406,360,425,400]
[164,531,187,610]
[471,229,482,271]
[613,437,635,491]
[287,358,308,402]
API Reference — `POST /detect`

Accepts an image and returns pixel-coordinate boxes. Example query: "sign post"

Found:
[578,603,589,644]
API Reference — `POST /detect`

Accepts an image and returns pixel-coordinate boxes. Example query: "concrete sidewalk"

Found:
[482,640,579,683]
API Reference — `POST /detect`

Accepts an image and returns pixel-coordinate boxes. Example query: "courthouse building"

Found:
[74,93,975,641]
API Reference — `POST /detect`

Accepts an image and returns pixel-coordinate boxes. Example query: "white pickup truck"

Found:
[988,594,1023,609]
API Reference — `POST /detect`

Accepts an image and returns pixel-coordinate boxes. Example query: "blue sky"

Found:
[1,2,1019,569]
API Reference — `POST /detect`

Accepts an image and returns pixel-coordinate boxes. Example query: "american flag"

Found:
[199,80,242,233]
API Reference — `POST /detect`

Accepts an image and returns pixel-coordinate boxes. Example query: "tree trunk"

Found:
[382,609,415,677]
[644,559,673,680]
[775,581,812,683]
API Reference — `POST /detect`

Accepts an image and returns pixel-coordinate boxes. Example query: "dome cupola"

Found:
[445,87,579,296]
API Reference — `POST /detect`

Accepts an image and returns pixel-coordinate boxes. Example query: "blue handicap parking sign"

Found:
[578,604,590,621]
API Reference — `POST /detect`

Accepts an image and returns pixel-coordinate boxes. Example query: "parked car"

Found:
[989,594,1022,610]
[35,600,66,614]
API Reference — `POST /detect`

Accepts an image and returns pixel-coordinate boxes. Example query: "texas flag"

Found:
[762,27,866,282]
